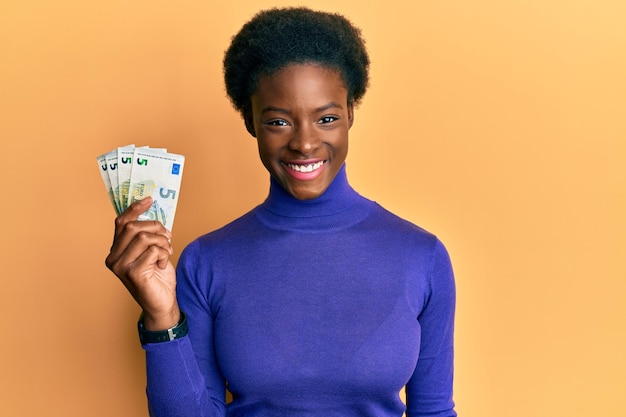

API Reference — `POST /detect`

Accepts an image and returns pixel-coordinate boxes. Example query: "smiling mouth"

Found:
[285,160,326,173]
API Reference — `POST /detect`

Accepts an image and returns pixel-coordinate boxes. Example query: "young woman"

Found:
[106,7,457,417]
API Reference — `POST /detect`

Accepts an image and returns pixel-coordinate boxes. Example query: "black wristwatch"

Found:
[138,311,189,344]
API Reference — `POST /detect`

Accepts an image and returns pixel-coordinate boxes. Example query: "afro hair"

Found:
[223,7,370,116]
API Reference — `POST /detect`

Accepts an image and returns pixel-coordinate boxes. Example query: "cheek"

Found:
[256,141,279,170]
[331,131,350,153]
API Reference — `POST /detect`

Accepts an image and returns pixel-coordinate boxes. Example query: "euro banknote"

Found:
[105,150,122,214]
[116,144,136,210]
[97,152,118,213]
[97,145,185,231]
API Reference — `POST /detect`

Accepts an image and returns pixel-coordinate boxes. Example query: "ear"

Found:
[242,107,256,137]
[347,101,355,129]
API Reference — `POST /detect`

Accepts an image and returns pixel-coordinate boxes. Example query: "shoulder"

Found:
[366,201,442,248]
[187,206,263,246]
[356,200,455,316]
[178,207,263,265]
[364,201,453,277]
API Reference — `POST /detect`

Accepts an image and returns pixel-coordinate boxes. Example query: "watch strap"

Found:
[138,311,188,344]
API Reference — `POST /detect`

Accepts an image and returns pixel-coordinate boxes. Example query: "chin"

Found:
[288,184,328,200]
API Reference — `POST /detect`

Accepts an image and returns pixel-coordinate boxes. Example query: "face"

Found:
[248,64,354,200]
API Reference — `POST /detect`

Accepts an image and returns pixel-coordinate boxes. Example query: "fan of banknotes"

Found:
[97,145,185,231]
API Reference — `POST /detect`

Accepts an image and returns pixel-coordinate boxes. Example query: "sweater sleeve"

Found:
[406,238,457,417]
[143,240,227,417]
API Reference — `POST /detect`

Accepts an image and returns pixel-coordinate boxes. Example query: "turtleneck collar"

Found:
[255,164,374,232]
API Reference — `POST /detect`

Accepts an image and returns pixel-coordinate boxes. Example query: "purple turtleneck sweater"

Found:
[143,165,456,417]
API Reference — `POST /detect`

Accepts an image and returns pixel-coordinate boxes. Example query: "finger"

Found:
[132,232,173,270]
[128,228,173,260]
[123,247,175,303]
[127,244,173,285]
[108,250,171,296]
[108,221,171,266]
[114,197,154,235]
[118,216,171,245]
[107,229,172,274]
[111,210,172,251]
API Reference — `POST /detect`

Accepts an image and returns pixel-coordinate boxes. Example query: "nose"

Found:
[288,124,320,155]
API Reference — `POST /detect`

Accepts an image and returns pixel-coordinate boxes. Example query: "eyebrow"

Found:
[260,102,345,115]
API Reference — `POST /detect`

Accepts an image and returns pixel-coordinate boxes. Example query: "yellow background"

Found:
[1,1,624,416]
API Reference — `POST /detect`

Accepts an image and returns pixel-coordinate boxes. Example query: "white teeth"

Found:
[287,161,324,172]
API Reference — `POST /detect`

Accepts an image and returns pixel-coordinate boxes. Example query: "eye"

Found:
[318,115,339,124]
[265,119,289,126]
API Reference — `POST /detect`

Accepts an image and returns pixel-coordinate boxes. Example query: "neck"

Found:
[256,164,374,232]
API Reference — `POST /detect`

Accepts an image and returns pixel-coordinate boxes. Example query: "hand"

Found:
[105,197,180,330]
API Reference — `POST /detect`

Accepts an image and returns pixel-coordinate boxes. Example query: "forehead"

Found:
[252,64,348,105]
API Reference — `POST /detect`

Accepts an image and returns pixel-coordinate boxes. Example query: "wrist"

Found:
[141,306,181,331]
